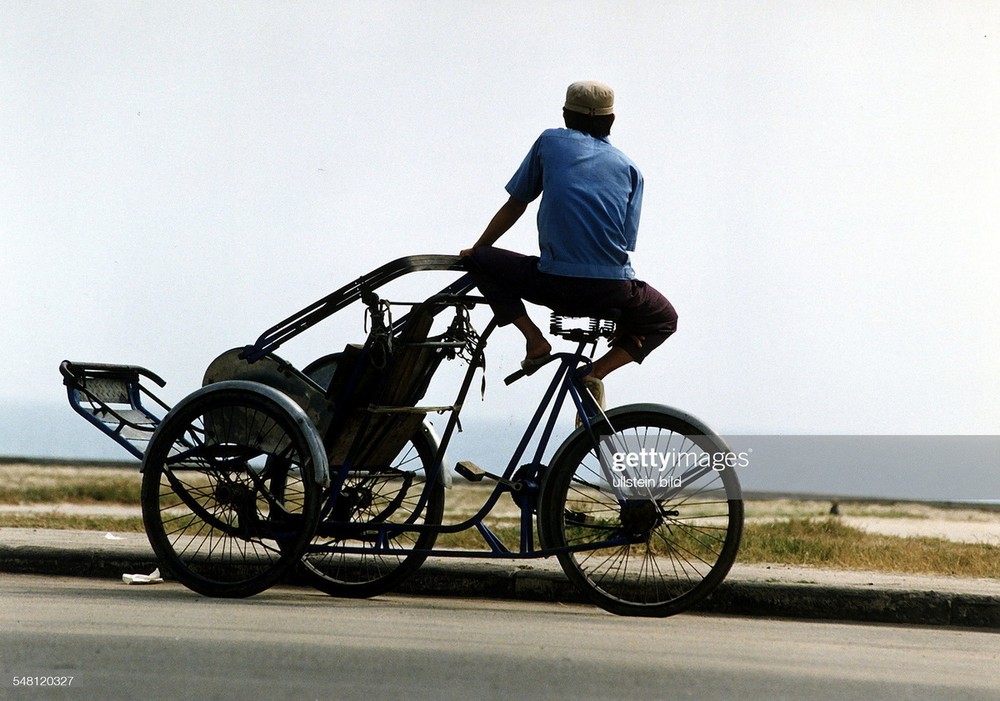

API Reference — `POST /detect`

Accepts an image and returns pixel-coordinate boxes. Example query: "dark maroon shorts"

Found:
[466,247,677,362]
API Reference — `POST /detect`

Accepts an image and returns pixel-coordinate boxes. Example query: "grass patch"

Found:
[0,479,141,505]
[0,512,145,532]
[0,465,141,505]
[740,517,1000,578]
[391,516,1000,579]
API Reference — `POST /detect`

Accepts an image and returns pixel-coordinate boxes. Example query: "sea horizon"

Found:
[2,400,996,503]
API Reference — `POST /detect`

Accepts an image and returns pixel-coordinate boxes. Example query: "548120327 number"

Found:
[12,676,75,687]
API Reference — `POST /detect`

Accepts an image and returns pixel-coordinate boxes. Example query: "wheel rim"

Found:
[142,391,318,596]
[546,412,743,615]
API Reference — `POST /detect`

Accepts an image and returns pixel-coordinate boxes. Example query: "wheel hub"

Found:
[214,480,262,536]
[333,484,374,522]
[619,500,661,539]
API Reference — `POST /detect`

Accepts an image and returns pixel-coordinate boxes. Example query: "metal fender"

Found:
[547,402,731,474]
[141,380,330,488]
[420,419,453,488]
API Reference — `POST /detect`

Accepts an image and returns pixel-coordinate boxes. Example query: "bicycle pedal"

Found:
[455,460,487,482]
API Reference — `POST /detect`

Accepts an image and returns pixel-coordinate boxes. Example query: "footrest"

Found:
[455,460,486,482]
[59,361,171,461]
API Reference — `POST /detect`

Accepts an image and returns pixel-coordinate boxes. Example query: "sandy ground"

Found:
[838,516,1000,545]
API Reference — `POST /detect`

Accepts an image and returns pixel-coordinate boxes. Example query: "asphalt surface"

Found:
[1,527,998,628]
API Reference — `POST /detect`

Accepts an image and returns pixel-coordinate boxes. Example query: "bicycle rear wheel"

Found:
[299,425,444,597]
[141,384,322,597]
[539,407,743,617]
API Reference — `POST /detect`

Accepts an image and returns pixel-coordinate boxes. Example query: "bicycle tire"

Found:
[539,407,743,617]
[299,425,445,597]
[141,385,322,598]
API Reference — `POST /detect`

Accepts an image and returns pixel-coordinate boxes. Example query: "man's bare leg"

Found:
[586,346,634,380]
[512,315,552,360]
[578,346,636,415]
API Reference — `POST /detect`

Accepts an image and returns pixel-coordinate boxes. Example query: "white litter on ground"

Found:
[122,568,163,585]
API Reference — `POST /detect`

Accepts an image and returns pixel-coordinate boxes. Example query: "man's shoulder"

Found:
[540,128,633,157]
[536,127,575,142]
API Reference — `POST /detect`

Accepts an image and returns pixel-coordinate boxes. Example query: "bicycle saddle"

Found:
[549,310,619,342]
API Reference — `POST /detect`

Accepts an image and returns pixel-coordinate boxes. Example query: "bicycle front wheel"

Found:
[539,408,743,617]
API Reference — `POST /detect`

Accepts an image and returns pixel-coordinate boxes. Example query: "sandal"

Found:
[520,353,552,375]
[581,376,606,411]
[576,376,606,428]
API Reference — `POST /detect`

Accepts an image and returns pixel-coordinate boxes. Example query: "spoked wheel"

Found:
[540,407,743,617]
[140,384,322,598]
[299,426,444,597]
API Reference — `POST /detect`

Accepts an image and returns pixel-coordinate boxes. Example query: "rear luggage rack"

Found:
[60,360,170,461]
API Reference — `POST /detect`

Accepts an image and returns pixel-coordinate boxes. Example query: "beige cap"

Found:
[564,80,615,116]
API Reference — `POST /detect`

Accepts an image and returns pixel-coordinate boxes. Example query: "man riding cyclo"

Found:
[462,80,677,409]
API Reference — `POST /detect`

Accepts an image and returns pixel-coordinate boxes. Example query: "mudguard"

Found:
[141,380,330,488]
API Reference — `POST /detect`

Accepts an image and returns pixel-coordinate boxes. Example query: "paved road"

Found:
[1,574,998,701]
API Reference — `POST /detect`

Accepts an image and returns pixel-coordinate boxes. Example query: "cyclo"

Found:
[61,254,743,617]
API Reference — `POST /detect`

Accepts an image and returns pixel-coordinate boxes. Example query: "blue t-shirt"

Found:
[505,128,643,280]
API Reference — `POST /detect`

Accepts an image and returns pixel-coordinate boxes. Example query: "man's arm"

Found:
[461,196,528,255]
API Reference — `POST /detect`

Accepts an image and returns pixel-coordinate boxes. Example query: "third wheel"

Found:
[298,425,445,597]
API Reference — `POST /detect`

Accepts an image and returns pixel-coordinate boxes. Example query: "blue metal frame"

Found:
[309,327,617,560]
[60,361,170,461]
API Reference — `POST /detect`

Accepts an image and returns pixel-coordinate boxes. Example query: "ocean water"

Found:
[2,401,997,502]
[0,401,131,462]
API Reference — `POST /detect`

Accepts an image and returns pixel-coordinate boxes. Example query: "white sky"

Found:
[3,1,999,441]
